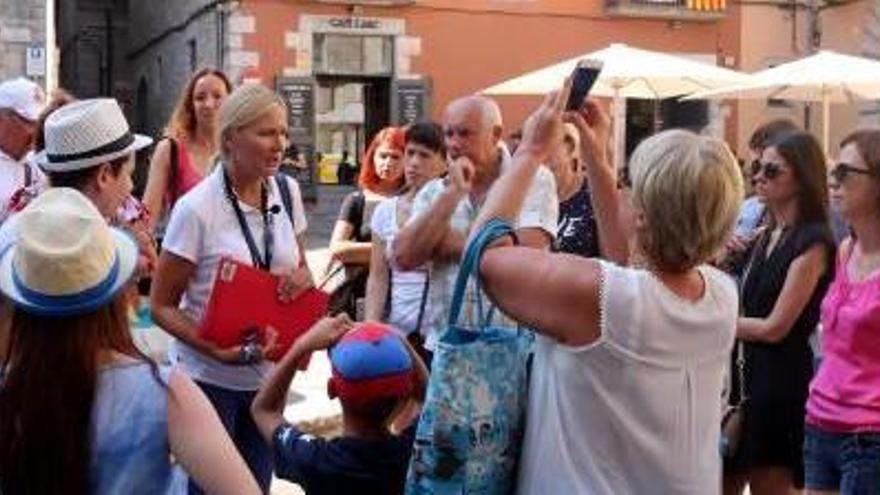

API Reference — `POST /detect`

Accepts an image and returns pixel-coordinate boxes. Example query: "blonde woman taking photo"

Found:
[472,85,744,494]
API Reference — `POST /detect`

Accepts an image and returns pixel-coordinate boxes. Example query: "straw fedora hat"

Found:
[0,188,138,316]
[34,98,152,172]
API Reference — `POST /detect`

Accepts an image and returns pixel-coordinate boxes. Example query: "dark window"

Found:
[189,38,197,72]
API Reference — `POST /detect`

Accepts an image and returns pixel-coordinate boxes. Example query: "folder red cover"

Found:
[200,257,329,363]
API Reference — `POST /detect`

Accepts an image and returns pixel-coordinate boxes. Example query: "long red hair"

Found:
[358,127,406,195]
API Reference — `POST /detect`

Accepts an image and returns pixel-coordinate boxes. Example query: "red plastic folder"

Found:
[200,257,329,362]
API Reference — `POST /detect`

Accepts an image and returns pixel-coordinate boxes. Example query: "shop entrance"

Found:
[314,76,391,184]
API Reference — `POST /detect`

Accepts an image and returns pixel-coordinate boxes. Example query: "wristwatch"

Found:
[239,341,262,364]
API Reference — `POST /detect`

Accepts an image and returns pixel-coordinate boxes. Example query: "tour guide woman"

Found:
[151,83,311,492]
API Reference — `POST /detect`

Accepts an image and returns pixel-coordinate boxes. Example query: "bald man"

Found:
[393,95,558,359]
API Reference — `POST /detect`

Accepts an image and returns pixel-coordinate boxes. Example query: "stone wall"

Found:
[57,0,131,106]
[127,0,224,137]
[0,0,47,82]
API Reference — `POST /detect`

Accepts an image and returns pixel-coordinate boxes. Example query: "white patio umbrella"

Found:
[684,50,880,151]
[482,43,750,168]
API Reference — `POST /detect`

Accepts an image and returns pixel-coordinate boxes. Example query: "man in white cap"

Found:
[0,77,45,223]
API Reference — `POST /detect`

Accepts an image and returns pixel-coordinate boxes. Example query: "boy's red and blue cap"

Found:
[327,322,414,408]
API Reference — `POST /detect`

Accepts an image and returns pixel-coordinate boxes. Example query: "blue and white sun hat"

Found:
[0,188,138,316]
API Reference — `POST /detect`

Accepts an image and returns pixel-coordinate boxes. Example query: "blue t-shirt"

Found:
[555,179,600,258]
[273,422,415,495]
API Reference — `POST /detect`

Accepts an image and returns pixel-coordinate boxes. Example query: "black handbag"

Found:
[721,341,747,459]
[322,262,368,319]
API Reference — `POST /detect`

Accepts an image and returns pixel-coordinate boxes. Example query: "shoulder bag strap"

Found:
[414,270,430,333]
[274,175,295,228]
[734,231,765,404]
[166,137,179,206]
[448,218,516,327]
[383,266,393,321]
[351,191,366,238]
[23,161,32,188]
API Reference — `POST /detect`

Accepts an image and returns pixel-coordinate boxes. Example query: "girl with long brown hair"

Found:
[0,189,258,495]
[143,68,232,232]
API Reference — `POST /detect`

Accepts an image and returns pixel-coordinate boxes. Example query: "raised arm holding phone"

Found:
[473,74,745,493]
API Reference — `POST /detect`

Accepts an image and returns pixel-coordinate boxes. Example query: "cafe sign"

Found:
[301,15,405,36]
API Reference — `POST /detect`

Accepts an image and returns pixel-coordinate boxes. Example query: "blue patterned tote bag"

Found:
[405,219,533,495]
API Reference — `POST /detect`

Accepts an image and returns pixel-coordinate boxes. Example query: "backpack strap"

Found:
[274,174,295,229]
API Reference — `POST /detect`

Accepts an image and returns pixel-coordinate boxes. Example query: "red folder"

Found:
[200,257,329,362]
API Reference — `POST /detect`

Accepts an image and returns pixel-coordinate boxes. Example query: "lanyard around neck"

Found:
[222,169,274,270]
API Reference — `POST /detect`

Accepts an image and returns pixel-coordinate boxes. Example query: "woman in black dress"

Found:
[724,132,836,495]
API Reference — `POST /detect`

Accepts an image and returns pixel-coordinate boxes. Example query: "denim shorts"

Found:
[803,424,880,493]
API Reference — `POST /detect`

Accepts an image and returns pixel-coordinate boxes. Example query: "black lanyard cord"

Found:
[222,168,274,270]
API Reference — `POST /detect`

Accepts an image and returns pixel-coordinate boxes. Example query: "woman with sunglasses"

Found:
[802,130,880,494]
[724,132,836,495]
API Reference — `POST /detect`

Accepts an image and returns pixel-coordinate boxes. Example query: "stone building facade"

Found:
[734,0,880,155]
[49,0,880,159]
[0,0,48,83]
[56,0,131,105]
[127,0,228,137]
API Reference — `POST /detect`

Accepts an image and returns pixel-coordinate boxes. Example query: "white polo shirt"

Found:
[162,166,308,391]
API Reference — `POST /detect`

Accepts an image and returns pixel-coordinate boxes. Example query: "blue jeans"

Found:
[189,382,272,494]
[804,424,880,494]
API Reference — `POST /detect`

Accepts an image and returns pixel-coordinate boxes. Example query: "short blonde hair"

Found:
[218,83,285,158]
[629,130,744,272]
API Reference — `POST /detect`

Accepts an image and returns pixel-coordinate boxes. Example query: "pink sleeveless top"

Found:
[166,139,203,207]
[807,240,880,432]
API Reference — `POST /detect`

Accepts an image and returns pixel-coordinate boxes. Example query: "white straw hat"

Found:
[0,188,138,316]
[34,98,153,172]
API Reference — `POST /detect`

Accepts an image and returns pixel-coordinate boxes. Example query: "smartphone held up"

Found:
[565,59,603,111]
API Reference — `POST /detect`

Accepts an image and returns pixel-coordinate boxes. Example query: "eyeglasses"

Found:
[754,161,784,180]
[830,162,878,183]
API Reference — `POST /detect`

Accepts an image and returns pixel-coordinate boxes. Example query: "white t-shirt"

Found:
[0,149,46,224]
[410,146,558,350]
[517,261,738,495]
[162,167,308,391]
[370,196,430,336]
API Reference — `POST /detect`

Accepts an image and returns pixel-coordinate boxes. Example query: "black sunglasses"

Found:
[830,163,878,183]
[754,161,784,180]
[749,159,762,176]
